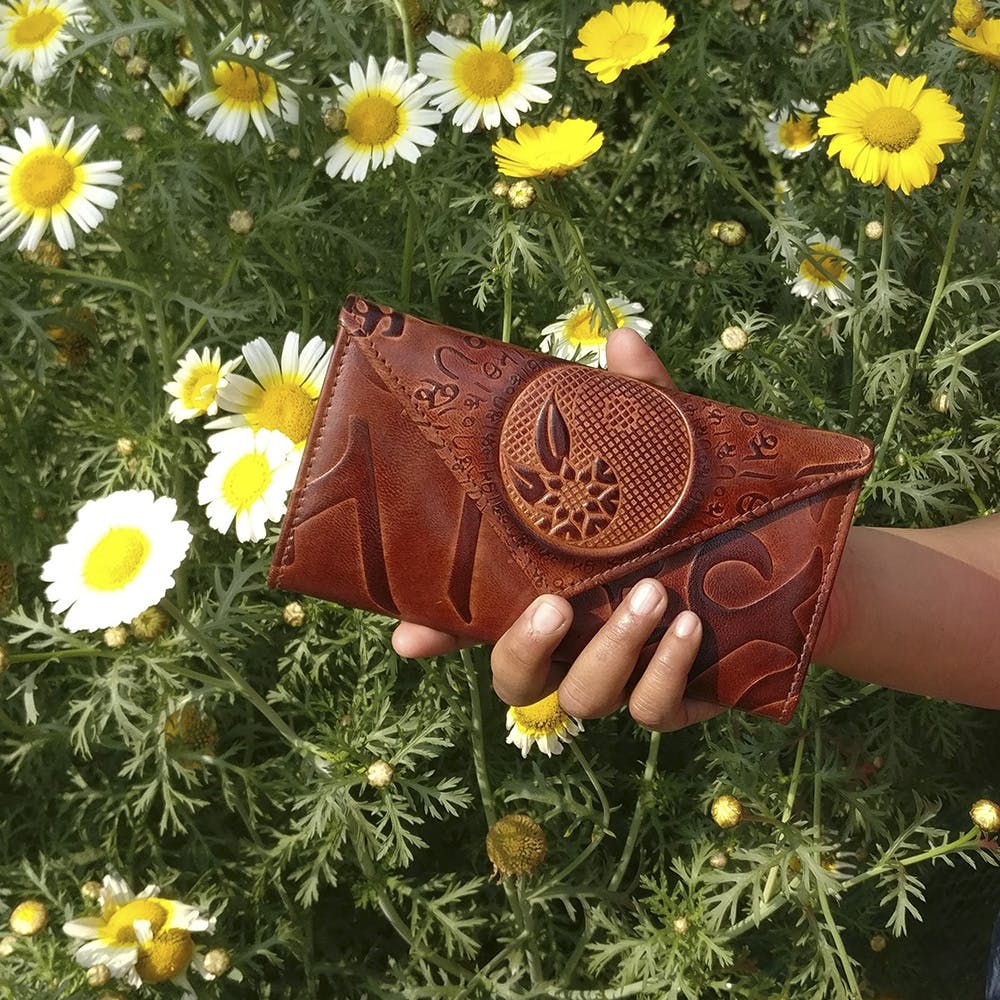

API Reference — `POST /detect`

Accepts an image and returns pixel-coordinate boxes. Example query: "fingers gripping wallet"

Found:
[269,296,873,723]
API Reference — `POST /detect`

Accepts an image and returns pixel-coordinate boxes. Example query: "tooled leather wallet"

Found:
[269,296,874,723]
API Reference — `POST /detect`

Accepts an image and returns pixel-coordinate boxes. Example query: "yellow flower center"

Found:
[102,899,168,944]
[799,244,848,286]
[213,61,276,106]
[862,106,921,152]
[82,527,151,592]
[508,691,570,737]
[246,382,315,443]
[564,304,626,348]
[11,149,76,210]
[456,47,515,99]
[347,94,400,146]
[179,365,221,413]
[611,31,648,60]
[136,928,194,983]
[777,115,816,149]
[11,6,64,47]
[486,814,547,877]
[221,453,272,512]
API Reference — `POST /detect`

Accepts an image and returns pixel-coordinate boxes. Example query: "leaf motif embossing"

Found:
[511,464,546,503]
[536,393,570,473]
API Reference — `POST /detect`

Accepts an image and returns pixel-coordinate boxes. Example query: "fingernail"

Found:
[628,580,662,615]
[530,599,566,636]
[672,611,699,638]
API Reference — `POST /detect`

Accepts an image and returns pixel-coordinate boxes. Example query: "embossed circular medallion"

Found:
[499,367,694,553]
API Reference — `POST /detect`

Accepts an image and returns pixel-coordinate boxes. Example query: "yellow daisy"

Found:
[0,116,122,251]
[163,346,240,423]
[540,294,652,368]
[817,74,965,195]
[0,0,88,85]
[185,33,299,144]
[949,19,1000,67]
[40,490,191,632]
[573,1,676,85]
[417,12,556,132]
[492,118,603,178]
[323,55,442,182]
[953,0,985,32]
[198,428,298,543]
[63,874,214,993]
[764,101,819,159]
[790,232,855,305]
[506,691,583,758]
[207,330,332,451]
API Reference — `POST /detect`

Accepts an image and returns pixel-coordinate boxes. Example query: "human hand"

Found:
[391,328,725,730]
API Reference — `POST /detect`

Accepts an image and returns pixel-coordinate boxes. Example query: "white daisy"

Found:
[790,232,855,305]
[418,12,556,132]
[764,100,820,159]
[540,294,653,368]
[63,874,215,995]
[0,0,89,85]
[0,116,122,252]
[323,55,441,182]
[41,490,191,632]
[198,427,298,543]
[185,33,299,144]
[163,346,240,423]
[206,330,332,450]
[506,691,583,758]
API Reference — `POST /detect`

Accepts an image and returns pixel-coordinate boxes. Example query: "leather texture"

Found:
[269,296,873,723]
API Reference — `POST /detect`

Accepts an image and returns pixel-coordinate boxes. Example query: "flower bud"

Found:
[80,880,102,902]
[103,625,128,649]
[672,916,690,935]
[507,180,536,209]
[323,105,346,132]
[711,220,747,247]
[869,932,888,953]
[87,965,112,987]
[201,948,232,978]
[491,180,510,199]
[282,601,305,627]
[165,702,219,767]
[124,125,146,143]
[115,437,135,457]
[971,798,1000,833]
[0,936,14,956]
[865,220,883,240]
[111,36,132,58]
[932,390,950,414]
[710,794,744,829]
[228,209,255,235]
[486,814,546,878]
[125,55,149,78]
[366,759,395,788]
[131,606,169,641]
[708,850,729,869]
[446,12,473,36]
[720,325,748,352]
[21,239,64,268]
[693,260,711,277]
[9,900,47,936]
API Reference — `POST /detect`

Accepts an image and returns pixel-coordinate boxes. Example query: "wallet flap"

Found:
[339,297,872,601]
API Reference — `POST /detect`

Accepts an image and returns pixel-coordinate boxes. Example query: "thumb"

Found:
[605,328,677,391]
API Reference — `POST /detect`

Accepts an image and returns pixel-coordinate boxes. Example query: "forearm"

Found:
[814,516,1000,708]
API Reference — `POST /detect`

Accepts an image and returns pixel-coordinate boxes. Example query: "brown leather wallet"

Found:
[269,296,873,722]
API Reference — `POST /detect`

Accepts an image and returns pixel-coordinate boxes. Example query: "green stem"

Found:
[842,828,982,889]
[599,105,664,219]
[838,0,859,81]
[817,881,861,995]
[501,207,514,344]
[608,732,660,892]
[636,66,778,231]
[848,194,885,431]
[400,180,418,309]
[762,731,806,905]
[544,743,611,887]
[162,598,313,758]
[872,72,1000,479]
[957,327,1000,357]
[459,647,496,826]
[45,268,153,298]
[8,647,113,664]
